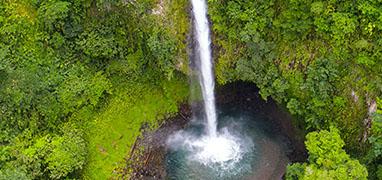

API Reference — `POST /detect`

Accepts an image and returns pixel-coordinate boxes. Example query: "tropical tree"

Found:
[287,127,368,180]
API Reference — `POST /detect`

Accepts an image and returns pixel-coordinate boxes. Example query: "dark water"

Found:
[165,105,291,180]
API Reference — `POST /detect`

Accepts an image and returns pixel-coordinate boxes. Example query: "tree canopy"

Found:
[287,127,368,179]
[0,0,381,179]
[0,0,189,178]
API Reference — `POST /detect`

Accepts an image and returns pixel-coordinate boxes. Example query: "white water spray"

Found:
[191,0,217,137]
[189,0,244,165]
[167,0,247,169]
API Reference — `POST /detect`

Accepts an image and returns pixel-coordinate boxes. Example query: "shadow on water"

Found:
[123,82,307,180]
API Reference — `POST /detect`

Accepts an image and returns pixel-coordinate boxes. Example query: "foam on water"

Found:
[191,134,241,164]
[167,0,244,170]
[167,128,250,171]
[166,112,290,179]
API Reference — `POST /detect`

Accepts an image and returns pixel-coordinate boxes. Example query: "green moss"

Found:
[82,77,189,179]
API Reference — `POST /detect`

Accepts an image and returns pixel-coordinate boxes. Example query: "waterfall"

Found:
[191,0,217,137]
[167,0,246,168]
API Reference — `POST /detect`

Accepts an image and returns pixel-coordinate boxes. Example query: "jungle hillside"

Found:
[0,0,381,179]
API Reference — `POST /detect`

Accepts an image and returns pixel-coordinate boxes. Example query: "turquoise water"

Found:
[166,106,290,180]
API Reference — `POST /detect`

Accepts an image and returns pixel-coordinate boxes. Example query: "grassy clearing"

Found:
[81,1,191,178]
[82,77,189,179]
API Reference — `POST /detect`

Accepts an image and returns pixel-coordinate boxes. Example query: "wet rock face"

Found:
[121,82,307,179]
[360,99,377,143]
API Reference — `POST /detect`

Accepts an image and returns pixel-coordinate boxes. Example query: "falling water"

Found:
[166,0,249,172]
[188,0,244,164]
[191,0,217,137]
[166,3,292,174]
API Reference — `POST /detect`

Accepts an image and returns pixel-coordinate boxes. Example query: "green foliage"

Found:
[369,98,382,158]
[378,165,382,180]
[0,167,29,180]
[147,28,177,79]
[37,1,70,32]
[57,66,111,114]
[366,98,382,179]
[287,127,368,180]
[0,123,86,179]
[83,77,189,179]
[162,0,190,74]
[45,124,86,179]
[76,29,120,60]
[0,0,190,179]
[208,0,382,162]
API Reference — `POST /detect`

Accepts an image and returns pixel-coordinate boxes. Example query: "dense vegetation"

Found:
[0,0,189,179]
[208,0,382,178]
[287,127,368,179]
[0,0,381,179]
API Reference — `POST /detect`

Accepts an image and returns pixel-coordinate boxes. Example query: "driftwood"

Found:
[128,136,139,161]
